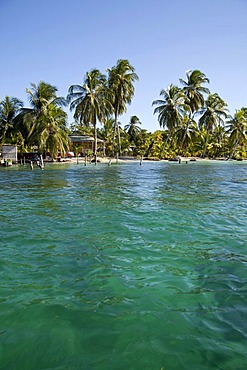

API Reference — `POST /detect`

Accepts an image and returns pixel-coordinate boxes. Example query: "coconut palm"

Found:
[26,81,66,114]
[179,70,210,118]
[107,59,139,156]
[175,70,210,155]
[16,81,67,149]
[198,93,228,157]
[67,69,108,163]
[226,108,247,159]
[38,105,69,160]
[0,96,23,144]
[152,84,185,134]
[97,117,115,156]
[175,115,198,155]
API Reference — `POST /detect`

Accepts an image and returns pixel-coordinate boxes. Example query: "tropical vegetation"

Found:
[1,63,247,161]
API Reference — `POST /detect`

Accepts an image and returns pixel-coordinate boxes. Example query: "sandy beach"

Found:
[55,156,231,165]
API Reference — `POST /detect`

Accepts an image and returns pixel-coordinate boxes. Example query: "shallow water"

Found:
[0,160,247,370]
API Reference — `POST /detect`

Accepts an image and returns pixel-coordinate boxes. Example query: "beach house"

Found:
[69,135,105,156]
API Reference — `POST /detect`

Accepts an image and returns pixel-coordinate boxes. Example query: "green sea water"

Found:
[0,160,247,370]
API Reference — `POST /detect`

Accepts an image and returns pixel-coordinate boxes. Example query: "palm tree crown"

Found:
[152,84,185,133]
[26,81,66,115]
[16,81,68,152]
[198,93,228,157]
[180,70,210,115]
[198,93,228,131]
[67,69,107,125]
[107,59,139,111]
[124,115,142,141]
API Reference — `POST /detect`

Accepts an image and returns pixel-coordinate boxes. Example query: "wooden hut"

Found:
[69,135,105,156]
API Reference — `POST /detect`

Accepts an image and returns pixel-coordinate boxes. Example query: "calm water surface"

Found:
[0,161,247,370]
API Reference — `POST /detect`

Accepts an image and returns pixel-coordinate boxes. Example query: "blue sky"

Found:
[1,0,247,132]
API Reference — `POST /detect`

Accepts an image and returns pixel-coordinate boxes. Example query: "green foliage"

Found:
[13,81,69,157]
[152,69,247,158]
[226,108,247,159]
[107,59,139,155]
[0,96,23,144]
[67,69,108,160]
[1,67,247,160]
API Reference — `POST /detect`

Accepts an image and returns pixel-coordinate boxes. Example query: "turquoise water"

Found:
[0,160,247,370]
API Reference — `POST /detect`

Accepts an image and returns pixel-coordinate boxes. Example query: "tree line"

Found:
[1,60,247,161]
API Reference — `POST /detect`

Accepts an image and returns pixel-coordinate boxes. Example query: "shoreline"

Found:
[48,156,246,164]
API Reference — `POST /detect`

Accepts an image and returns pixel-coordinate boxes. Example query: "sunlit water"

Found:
[0,160,247,370]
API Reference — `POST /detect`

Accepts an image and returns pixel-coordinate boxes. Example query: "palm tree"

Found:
[226,108,247,159]
[107,59,139,156]
[67,69,108,163]
[0,96,23,144]
[38,105,69,160]
[26,81,66,114]
[176,70,210,155]
[175,115,198,155]
[124,115,142,143]
[152,84,185,132]
[198,93,228,157]
[97,117,115,156]
[16,81,67,149]
[179,70,210,117]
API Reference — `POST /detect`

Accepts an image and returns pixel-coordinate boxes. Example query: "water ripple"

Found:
[0,161,247,369]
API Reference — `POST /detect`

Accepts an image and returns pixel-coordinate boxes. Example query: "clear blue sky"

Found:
[1,0,247,132]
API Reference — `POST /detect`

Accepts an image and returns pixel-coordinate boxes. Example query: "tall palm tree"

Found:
[67,69,108,163]
[0,96,23,144]
[226,108,247,159]
[179,70,210,117]
[107,59,139,156]
[152,84,185,140]
[177,70,210,155]
[198,93,228,157]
